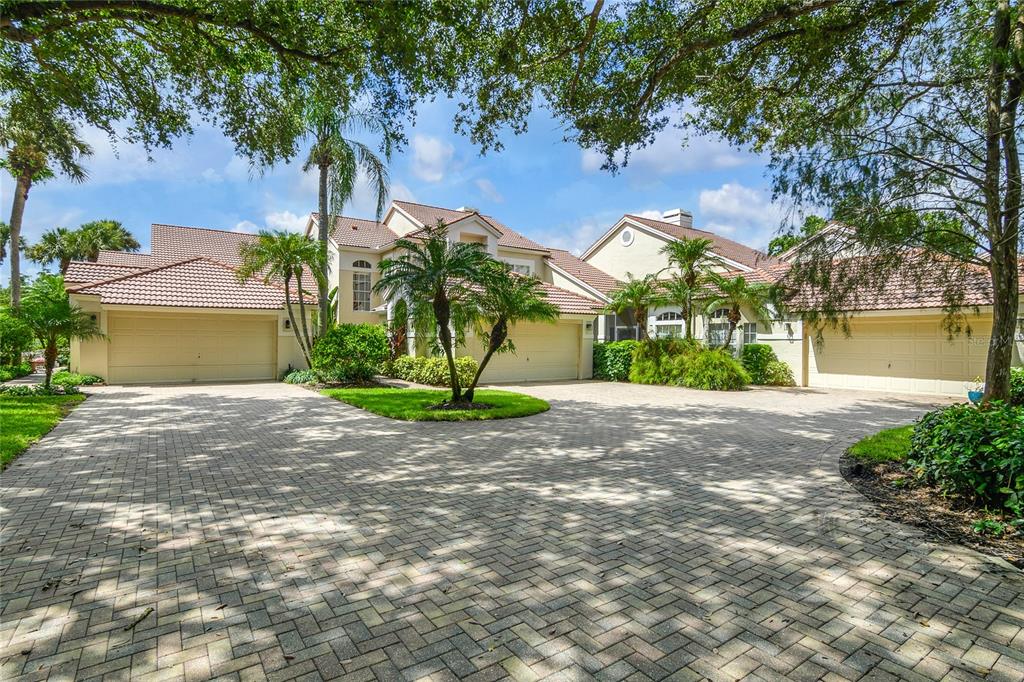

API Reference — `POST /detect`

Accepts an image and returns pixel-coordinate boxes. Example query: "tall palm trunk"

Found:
[723,308,741,349]
[317,161,331,336]
[683,300,693,340]
[433,293,462,402]
[465,318,507,402]
[295,268,314,358]
[7,172,31,308]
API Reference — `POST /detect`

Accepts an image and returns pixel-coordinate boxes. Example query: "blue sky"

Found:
[2,98,794,278]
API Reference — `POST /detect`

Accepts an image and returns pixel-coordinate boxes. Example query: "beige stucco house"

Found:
[308,199,601,383]
[575,209,1024,396]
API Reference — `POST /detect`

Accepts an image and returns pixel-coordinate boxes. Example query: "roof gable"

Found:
[545,249,621,298]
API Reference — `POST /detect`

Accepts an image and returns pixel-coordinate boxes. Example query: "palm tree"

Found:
[1,221,27,267]
[75,220,141,261]
[702,274,779,349]
[304,103,392,336]
[463,264,559,402]
[2,118,91,308]
[374,224,494,403]
[605,273,663,341]
[237,230,321,366]
[26,227,84,274]
[16,274,103,387]
[660,238,721,339]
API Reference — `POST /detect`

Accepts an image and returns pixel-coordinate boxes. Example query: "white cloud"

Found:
[411,134,454,183]
[474,178,504,203]
[633,209,663,221]
[698,182,785,245]
[580,113,752,178]
[265,210,307,232]
[201,167,222,183]
[233,220,260,233]
[223,155,253,182]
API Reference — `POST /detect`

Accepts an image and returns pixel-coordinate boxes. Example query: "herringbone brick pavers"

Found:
[1,381,1022,681]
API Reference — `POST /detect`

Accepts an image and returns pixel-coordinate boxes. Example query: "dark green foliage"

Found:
[0,362,32,382]
[740,344,775,383]
[762,360,796,387]
[1011,367,1024,406]
[681,349,751,391]
[628,338,697,385]
[283,369,319,385]
[908,403,1024,520]
[593,341,638,381]
[0,310,33,365]
[310,324,388,381]
[382,355,478,388]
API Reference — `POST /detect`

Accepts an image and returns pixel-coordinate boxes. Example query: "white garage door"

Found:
[808,315,991,395]
[465,321,581,382]
[107,312,277,384]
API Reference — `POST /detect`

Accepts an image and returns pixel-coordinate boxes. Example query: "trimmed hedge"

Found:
[593,341,638,381]
[762,360,795,386]
[383,355,478,387]
[310,324,388,383]
[909,402,1024,519]
[50,371,103,387]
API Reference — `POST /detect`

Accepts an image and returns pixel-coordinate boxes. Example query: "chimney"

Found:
[662,208,693,229]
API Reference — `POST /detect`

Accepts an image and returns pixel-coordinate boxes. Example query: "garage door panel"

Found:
[107,313,277,384]
[463,321,580,382]
[810,315,992,395]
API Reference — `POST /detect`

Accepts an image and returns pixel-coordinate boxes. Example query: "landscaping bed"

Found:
[0,393,86,469]
[321,387,549,421]
[842,406,1023,569]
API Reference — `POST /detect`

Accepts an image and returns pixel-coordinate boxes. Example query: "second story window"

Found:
[352,260,372,311]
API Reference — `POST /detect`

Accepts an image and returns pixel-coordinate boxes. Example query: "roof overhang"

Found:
[545,260,611,303]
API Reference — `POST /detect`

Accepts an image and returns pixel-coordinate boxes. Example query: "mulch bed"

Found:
[840,455,1024,570]
[426,401,494,411]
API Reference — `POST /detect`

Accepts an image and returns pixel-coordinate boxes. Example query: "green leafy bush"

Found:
[50,371,103,387]
[0,384,79,396]
[0,311,33,365]
[1011,367,1023,406]
[629,338,698,385]
[310,324,388,382]
[740,344,774,383]
[908,403,1024,519]
[382,355,477,387]
[0,362,33,382]
[283,369,319,384]
[681,349,751,391]
[593,340,639,381]
[762,360,795,386]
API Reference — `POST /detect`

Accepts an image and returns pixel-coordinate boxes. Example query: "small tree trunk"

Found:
[295,268,315,358]
[465,319,507,402]
[8,173,31,308]
[43,337,57,388]
[283,274,311,366]
[985,248,1019,401]
[433,295,461,402]
[684,300,693,340]
[636,307,648,340]
[317,162,331,336]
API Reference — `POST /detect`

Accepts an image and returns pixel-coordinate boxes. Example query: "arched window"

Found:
[656,311,683,321]
[352,260,372,311]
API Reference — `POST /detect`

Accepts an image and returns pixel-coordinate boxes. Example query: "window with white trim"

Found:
[742,322,757,345]
[352,260,372,311]
[654,311,683,338]
[707,308,731,347]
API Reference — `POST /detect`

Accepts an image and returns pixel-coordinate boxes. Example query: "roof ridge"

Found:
[67,260,145,268]
[392,198,471,214]
[70,256,208,293]
[540,279,603,304]
[152,222,258,237]
[625,214,776,261]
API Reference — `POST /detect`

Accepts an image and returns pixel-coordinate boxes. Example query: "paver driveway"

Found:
[2,381,1022,682]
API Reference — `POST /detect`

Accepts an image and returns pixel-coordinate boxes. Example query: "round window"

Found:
[620,229,634,246]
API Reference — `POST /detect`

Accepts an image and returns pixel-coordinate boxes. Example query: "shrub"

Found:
[382,355,477,387]
[762,360,796,386]
[310,324,388,382]
[0,362,33,382]
[681,349,751,391]
[0,311,33,365]
[593,340,639,381]
[908,402,1024,519]
[1011,367,1024,406]
[0,383,79,396]
[50,371,103,387]
[740,344,775,383]
[629,338,698,385]
[283,369,319,384]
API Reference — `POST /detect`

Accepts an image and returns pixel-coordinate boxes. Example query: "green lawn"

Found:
[847,424,914,463]
[321,387,549,421]
[0,394,86,469]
